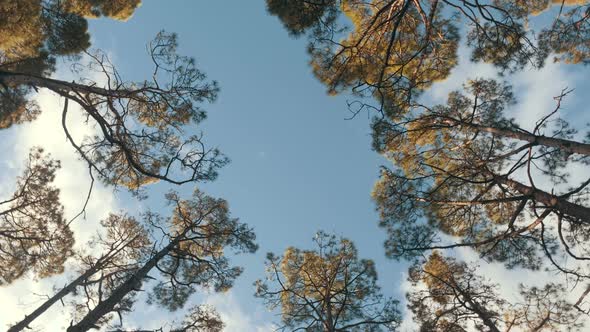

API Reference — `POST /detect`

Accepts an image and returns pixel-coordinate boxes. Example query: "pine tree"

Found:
[8,213,150,332]
[372,79,590,277]
[255,231,400,332]
[268,1,590,114]
[408,252,583,331]
[0,0,141,129]
[0,147,74,285]
[0,32,226,193]
[67,190,257,331]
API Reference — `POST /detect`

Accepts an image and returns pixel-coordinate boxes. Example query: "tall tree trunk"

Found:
[66,231,187,332]
[455,285,501,332]
[493,175,590,222]
[7,238,138,332]
[0,70,139,98]
[442,117,590,156]
[324,294,334,332]
[7,266,99,332]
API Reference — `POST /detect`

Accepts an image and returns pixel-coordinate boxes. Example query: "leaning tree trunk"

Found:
[441,117,590,156]
[493,175,590,223]
[8,267,98,332]
[66,230,188,332]
[7,240,139,332]
[0,70,139,99]
[456,286,501,332]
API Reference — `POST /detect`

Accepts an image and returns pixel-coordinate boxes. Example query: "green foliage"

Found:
[267,0,337,36]
[0,32,226,194]
[271,2,590,327]
[267,0,590,119]
[69,213,152,328]
[0,86,41,129]
[0,0,141,133]
[0,0,140,61]
[174,305,224,332]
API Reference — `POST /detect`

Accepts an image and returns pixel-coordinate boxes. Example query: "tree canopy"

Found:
[5,190,256,331]
[8,212,150,332]
[4,1,590,330]
[1,31,225,194]
[67,189,256,331]
[408,251,583,331]
[267,0,590,114]
[255,231,400,331]
[268,0,590,279]
[0,0,141,130]
[0,0,140,61]
[268,0,590,328]
[0,2,226,197]
[0,147,73,285]
[371,77,590,280]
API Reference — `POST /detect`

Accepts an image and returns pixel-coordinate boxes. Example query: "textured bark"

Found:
[8,240,137,332]
[456,286,501,332]
[0,71,141,98]
[8,267,97,332]
[444,117,590,156]
[494,175,590,222]
[66,231,186,332]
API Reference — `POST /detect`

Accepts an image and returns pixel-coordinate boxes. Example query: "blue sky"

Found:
[2,1,590,331]
[87,0,406,328]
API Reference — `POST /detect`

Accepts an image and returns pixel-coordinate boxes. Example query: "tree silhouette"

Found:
[0,32,226,194]
[0,0,141,128]
[372,79,590,280]
[255,231,400,332]
[67,190,257,331]
[0,0,140,62]
[0,147,74,285]
[269,3,590,283]
[8,213,151,332]
[267,0,590,115]
[407,252,583,331]
[108,305,224,332]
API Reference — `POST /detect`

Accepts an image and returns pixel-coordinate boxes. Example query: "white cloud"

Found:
[0,63,271,331]
[0,67,121,330]
[397,40,590,329]
[396,271,418,332]
[512,61,587,129]
[204,291,275,332]
[425,44,498,103]
[113,289,274,332]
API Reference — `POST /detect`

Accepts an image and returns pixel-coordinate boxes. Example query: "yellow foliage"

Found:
[407,119,438,146]
[311,0,458,101]
[530,0,589,15]
[0,0,44,59]
[62,0,141,20]
[0,0,141,61]
[422,251,466,304]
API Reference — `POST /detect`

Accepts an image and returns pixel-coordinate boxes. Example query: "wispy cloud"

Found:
[204,291,275,332]
[0,67,119,330]
[398,44,590,328]
[0,64,272,331]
